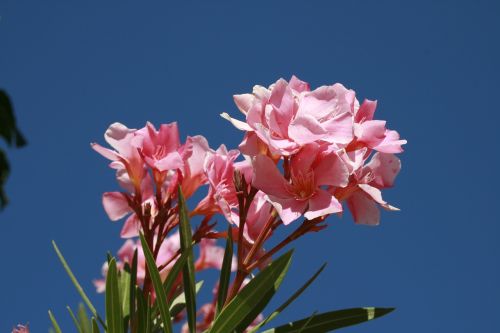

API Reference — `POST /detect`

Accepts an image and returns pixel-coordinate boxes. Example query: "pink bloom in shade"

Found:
[91,123,145,190]
[12,324,29,333]
[223,76,356,156]
[195,238,237,271]
[94,234,181,293]
[337,150,401,225]
[253,143,349,225]
[192,145,240,221]
[353,99,407,153]
[179,135,211,198]
[131,122,183,172]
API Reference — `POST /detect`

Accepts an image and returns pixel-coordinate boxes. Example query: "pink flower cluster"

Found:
[91,75,405,330]
[12,325,29,333]
[222,75,405,225]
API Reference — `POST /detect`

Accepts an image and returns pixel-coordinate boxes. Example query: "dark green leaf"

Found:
[105,258,124,333]
[140,233,173,333]
[210,250,294,333]
[52,241,106,330]
[67,306,83,333]
[248,263,327,333]
[262,307,395,333]
[48,310,63,333]
[215,225,233,317]
[135,287,148,333]
[177,186,197,333]
[92,318,100,333]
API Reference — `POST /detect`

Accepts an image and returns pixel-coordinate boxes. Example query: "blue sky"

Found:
[1,0,499,332]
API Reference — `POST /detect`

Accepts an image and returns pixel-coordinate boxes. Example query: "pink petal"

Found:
[233,93,255,114]
[289,75,310,93]
[269,195,308,225]
[313,151,350,187]
[102,192,131,221]
[347,190,380,225]
[220,112,253,131]
[365,153,401,188]
[355,99,377,122]
[91,143,120,161]
[321,111,354,145]
[290,143,319,172]
[252,155,290,199]
[355,120,386,147]
[358,184,399,211]
[375,129,407,153]
[288,114,327,145]
[104,122,135,152]
[120,214,140,238]
[155,151,183,171]
[304,189,342,220]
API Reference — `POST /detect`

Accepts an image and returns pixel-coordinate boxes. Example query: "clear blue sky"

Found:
[1,0,499,332]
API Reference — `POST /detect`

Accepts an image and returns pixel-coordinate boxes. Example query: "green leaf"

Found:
[135,287,149,333]
[67,306,83,333]
[261,307,395,333]
[120,264,131,321]
[140,232,173,333]
[52,241,106,329]
[248,263,327,333]
[105,258,124,333]
[170,280,204,317]
[91,318,100,333]
[48,310,63,333]
[145,293,152,333]
[177,186,197,333]
[210,250,294,333]
[215,225,233,317]
[78,303,92,333]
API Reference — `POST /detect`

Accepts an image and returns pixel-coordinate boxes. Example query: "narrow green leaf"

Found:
[48,310,62,333]
[135,287,148,333]
[261,307,395,333]
[297,311,317,333]
[177,186,197,333]
[146,293,152,333]
[120,264,131,321]
[170,280,204,317]
[248,263,327,333]
[52,241,106,329]
[140,232,173,333]
[67,306,83,333]
[105,258,124,333]
[91,318,100,333]
[210,250,294,333]
[78,303,92,333]
[215,225,233,317]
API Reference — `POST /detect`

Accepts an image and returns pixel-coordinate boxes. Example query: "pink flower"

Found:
[353,99,407,153]
[101,174,156,238]
[179,135,211,198]
[193,145,240,221]
[12,324,29,333]
[222,76,356,156]
[253,143,349,225]
[337,150,401,225]
[92,123,146,191]
[131,122,183,172]
[195,238,237,271]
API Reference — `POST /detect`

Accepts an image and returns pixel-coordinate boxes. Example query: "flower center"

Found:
[289,170,316,200]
